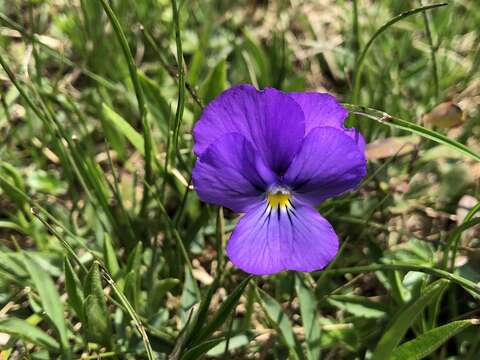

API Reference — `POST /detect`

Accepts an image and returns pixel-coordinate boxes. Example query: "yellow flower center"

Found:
[267,193,290,208]
[267,186,291,209]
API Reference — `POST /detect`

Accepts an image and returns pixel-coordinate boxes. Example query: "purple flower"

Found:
[192,84,366,275]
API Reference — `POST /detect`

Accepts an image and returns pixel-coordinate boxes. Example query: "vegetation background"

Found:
[0,0,479,358]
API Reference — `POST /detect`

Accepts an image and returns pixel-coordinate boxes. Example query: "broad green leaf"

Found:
[0,318,60,351]
[180,264,200,325]
[124,270,140,311]
[257,287,305,360]
[0,169,28,210]
[102,103,144,155]
[83,295,112,347]
[200,59,227,104]
[25,254,69,351]
[295,275,322,360]
[328,294,388,319]
[386,271,408,305]
[126,241,143,273]
[101,102,128,159]
[83,263,112,347]
[138,72,171,129]
[147,278,181,310]
[0,251,28,279]
[64,257,84,322]
[27,169,67,195]
[124,242,142,310]
[103,233,120,280]
[316,319,357,350]
[372,279,450,360]
[390,319,479,360]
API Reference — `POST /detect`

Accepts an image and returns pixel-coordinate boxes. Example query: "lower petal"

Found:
[281,203,339,272]
[226,201,338,275]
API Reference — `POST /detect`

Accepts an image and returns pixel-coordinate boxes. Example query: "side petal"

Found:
[193,84,305,174]
[192,133,276,213]
[284,126,366,206]
[226,201,338,275]
[288,92,364,150]
[344,127,366,154]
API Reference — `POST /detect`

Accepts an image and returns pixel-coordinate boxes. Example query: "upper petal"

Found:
[193,84,305,174]
[226,200,338,275]
[288,92,364,150]
[192,133,276,213]
[283,126,367,206]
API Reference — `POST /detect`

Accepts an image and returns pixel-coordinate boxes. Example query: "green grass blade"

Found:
[257,287,306,360]
[0,318,60,352]
[102,103,164,176]
[0,50,46,121]
[320,263,480,298]
[103,233,121,281]
[372,279,450,360]
[140,27,203,109]
[171,0,186,157]
[422,4,440,101]
[0,13,119,91]
[352,3,448,104]
[194,277,251,346]
[295,275,322,360]
[98,261,155,360]
[183,277,220,347]
[344,104,480,162]
[99,0,153,216]
[24,253,70,356]
[391,319,479,360]
[180,338,225,360]
[199,59,227,104]
[64,257,85,322]
[149,184,197,295]
[447,202,480,270]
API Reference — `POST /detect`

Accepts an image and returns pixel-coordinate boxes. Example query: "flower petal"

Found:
[344,127,366,153]
[193,84,305,174]
[288,92,364,150]
[192,133,276,213]
[226,201,339,275]
[284,126,366,206]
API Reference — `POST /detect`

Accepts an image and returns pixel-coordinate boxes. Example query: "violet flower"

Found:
[192,84,366,275]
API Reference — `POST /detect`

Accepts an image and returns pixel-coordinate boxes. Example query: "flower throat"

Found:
[267,186,291,209]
